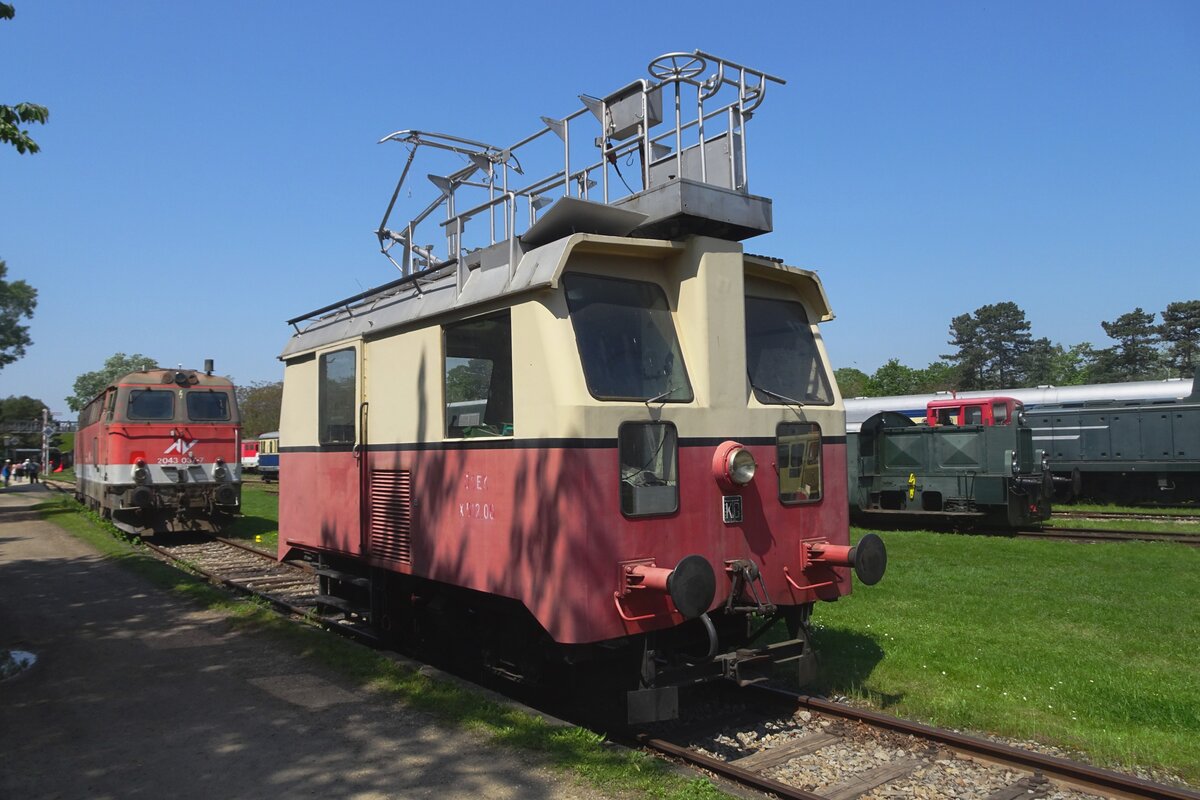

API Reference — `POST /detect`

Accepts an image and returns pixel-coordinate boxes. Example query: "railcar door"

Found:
[314,345,366,554]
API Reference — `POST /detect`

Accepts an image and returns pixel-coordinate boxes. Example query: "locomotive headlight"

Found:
[1010,451,1020,476]
[213,457,228,480]
[133,459,149,484]
[713,441,757,489]
[728,448,757,485]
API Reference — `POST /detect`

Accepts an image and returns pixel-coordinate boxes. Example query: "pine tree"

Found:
[944,302,1034,389]
[1159,300,1200,378]
[1094,308,1162,381]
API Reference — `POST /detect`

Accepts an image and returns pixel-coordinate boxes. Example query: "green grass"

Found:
[811,527,1200,784]
[221,482,278,551]
[34,495,729,800]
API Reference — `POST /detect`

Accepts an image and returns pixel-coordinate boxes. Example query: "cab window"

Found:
[564,274,692,403]
[127,389,175,421]
[745,296,833,405]
[777,422,822,503]
[619,422,679,516]
[187,391,231,421]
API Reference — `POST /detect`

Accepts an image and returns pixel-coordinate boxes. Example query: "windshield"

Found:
[564,274,693,402]
[126,389,175,420]
[745,296,833,405]
[187,390,232,421]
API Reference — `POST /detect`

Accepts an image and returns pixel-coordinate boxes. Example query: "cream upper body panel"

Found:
[279,233,844,446]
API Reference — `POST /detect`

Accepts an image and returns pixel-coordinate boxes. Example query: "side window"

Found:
[777,422,822,504]
[993,402,1010,424]
[444,311,513,438]
[619,422,678,516]
[964,405,984,425]
[319,348,357,445]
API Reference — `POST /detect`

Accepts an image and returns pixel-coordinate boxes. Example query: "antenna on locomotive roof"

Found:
[204,359,214,375]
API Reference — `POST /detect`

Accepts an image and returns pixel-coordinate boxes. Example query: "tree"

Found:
[833,367,870,399]
[68,353,158,412]
[1159,300,1200,378]
[236,380,283,437]
[867,359,925,396]
[916,361,959,393]
[446,359,493,403]
[1093,308,1162,382]
[0,394,47,450]
[1,4,49,155]
[0,260,37,369]
[943,302,1034,390]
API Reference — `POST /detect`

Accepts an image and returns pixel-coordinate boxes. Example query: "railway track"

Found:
[138,531,320,614]
[633,685,1198,800]
[1053,510,1200,523]
[1018,526,1200,546]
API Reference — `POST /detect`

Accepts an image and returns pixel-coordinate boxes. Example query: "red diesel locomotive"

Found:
[74,363,242,533]
[277,51,885,721]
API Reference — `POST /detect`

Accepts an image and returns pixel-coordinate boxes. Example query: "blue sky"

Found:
[2,1,1198,414]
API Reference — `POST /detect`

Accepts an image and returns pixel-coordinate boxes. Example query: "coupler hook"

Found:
[724,559,776,616]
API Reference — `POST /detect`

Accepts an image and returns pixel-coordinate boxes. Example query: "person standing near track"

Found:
[1,460,10,487]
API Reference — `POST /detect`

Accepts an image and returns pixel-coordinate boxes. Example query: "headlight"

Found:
[728,448,757,485]
[713,441,757,489]
[213,457,228,480]
[133,459,149,484]
[1011,451,1020,476]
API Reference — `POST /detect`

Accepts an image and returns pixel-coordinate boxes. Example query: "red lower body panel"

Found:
[279,441,850,644]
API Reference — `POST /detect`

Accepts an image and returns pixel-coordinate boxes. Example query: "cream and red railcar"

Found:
[277,51,884,721]
[74,364,242,533]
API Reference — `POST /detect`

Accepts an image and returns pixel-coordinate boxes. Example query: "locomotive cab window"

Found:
[187,391,232,421]
[319,348,357,445]
[444,311,513,438]
[745,296,833,406]
[935,409,958,426]
[619,422,679,516]
[777,422,822,504]
[126,389,175,421]
[964,405,984,425]
[564,273,693,402]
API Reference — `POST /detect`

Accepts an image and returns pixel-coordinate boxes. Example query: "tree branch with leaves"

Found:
[1,3,49,155]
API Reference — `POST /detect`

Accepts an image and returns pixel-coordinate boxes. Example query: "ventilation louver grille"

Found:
[369,469,412,563]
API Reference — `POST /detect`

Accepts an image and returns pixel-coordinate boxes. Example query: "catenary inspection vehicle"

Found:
[276,51,886,723]
[74,362,242,533]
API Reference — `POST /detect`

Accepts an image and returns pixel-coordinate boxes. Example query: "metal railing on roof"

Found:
[374,50,785,278]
